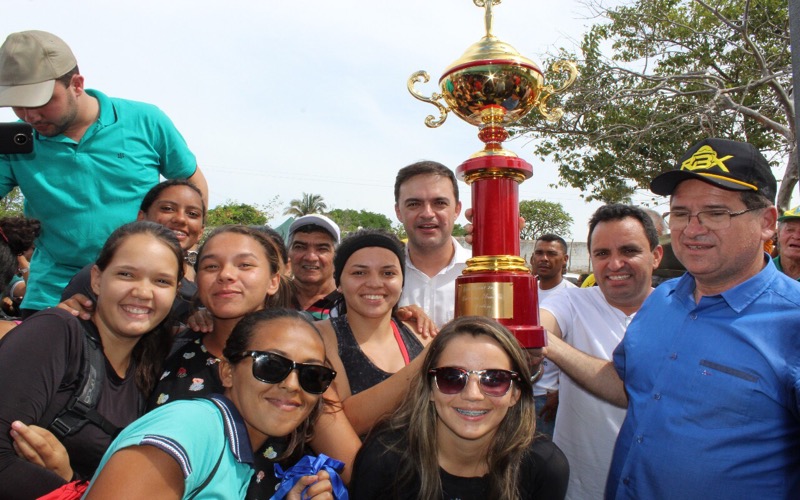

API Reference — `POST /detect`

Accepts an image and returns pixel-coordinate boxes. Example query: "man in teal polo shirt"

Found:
[774,205,800,281]
[0,30,207,314]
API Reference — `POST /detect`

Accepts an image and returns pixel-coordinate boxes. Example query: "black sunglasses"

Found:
[429,367,519,397]
[237,351,336,395]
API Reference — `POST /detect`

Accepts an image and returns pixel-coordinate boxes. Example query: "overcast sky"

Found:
[2,0,673,240]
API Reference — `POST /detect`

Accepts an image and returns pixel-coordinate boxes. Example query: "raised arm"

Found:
[187,166,209,208]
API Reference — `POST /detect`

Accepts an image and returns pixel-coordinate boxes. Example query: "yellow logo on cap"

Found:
[681,146,734,172]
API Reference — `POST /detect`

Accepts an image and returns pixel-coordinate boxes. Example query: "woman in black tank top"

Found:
[317,230,433,435]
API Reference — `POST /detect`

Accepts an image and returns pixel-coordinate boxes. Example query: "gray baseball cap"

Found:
[0,30,77,107]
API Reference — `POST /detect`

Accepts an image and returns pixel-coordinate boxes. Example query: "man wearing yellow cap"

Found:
[0,30,207,314]
[774,205,800,280]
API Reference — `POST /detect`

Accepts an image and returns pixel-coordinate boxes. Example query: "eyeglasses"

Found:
[236,351,336,394]
[664,208,760,231]
[429,367,519,397]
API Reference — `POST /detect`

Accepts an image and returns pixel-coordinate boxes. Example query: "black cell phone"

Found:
[0,122,34,154]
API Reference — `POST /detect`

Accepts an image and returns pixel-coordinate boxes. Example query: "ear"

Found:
[652,245,664,270]
[266,273,280,297]
[70,74,86,95]
[508,385,522,407]
[563,254,570,265]
[454,200,463,219]
[394,203,403,222]
[219,358,234,389]
[90,265,102,296]
[761,206,778,242]
[136,211,146,221]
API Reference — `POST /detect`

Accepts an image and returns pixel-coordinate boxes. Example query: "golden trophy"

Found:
[408,0,577,347]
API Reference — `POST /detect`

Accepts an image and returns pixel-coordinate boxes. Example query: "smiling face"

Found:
[196,232,279,320]
[137,186,203,251]
[90,233,180,340]
[670,179,775,295]
[288,230,336,288]
[395,174,462,254]
[590,217,662,315]
[138,185,205,251]
[431,334,520,451]
[220,317,325,450]
[338,247,403,318]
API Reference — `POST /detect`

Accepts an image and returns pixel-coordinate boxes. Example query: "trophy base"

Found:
[454,270,546,348]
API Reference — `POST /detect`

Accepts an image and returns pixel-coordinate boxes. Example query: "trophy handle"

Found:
[537,60,579,122]
[407,70,449,128]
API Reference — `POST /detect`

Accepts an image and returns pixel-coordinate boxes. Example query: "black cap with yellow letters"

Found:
[650,138,776,203]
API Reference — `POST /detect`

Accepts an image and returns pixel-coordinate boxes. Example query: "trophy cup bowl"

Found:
[407,0,577,348]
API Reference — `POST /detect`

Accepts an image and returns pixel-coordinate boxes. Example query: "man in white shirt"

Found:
[531,233,577,437]
[540,204,662,500]
[394,161,470,327]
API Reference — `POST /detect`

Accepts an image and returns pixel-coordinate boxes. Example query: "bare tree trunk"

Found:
[777,146,799,212]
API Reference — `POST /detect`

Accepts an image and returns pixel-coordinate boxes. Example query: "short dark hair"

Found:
[739,191,773,210]
[394,161,459,204]
[588,204,659,251]
[55,66,80,88]
[535,233,568,254]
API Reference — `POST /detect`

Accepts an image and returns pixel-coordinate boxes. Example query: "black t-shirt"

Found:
[350,428,570,500]
[0,309,141,499]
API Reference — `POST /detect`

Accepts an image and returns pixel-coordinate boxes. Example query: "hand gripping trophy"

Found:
[408,0,577,348]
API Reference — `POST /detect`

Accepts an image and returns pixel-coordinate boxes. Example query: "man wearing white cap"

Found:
[0,30,207,314]
[774,205,800,281]
[287,214,342,320]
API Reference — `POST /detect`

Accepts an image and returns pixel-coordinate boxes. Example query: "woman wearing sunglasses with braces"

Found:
[85,309,336,499]
[349,316,569,500]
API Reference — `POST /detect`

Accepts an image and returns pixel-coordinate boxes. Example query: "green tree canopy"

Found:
[519,199,573,240]
[0,187,24,218]
[517,0,794,208]
[207,200,269,226]
[284,193,327,217]
[327,208,393,236]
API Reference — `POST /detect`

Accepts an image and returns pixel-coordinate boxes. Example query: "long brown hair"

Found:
[93,221,184,395]
[377,316,536,500]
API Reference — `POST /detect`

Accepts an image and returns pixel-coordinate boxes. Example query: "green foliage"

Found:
[516,0,794,208]
[452,223,467,237]
[519,199,573,240]
[207,200,270,226]
[0,187,25,218]
[327,208,393,236]
[284,193,327,217]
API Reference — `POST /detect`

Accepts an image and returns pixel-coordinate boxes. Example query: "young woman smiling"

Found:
[350,316,570,500]
[60,179,206,322]
[85,309,337,500]
[148,225,359,496]
[0,221,183,498]
[317,229,431,435]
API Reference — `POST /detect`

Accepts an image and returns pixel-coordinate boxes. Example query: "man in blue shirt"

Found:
[774,205,800,281]
[0,30,207,313]
[545,138,800,499]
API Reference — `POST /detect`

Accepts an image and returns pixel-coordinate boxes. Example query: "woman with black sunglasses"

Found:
[85,309,336,499]
[147,225,360,493]
[349,316,569,500]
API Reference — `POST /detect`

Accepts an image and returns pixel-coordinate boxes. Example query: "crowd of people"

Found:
[0,29,798,500]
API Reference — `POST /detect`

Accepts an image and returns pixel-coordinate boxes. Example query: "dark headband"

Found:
[333,232,405,287]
